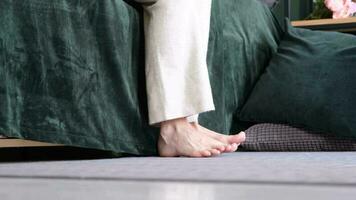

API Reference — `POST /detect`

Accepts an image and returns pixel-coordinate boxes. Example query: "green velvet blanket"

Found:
[0,0,282,155]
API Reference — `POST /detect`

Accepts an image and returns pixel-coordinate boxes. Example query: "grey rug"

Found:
[1,152,356,186]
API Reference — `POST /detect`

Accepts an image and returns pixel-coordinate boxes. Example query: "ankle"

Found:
[161,117,187,129]
[161,117,188,126]
[160,117,190,138]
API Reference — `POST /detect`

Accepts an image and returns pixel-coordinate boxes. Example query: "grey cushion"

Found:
[242,123,356,151]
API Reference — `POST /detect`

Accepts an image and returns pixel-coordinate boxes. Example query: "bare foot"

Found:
[191,122,246,153]
[158,118,245,157]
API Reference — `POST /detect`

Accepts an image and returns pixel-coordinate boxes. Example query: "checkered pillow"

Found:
[241,123,356,151]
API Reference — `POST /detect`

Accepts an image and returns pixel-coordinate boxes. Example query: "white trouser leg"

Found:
[140,0,215,125]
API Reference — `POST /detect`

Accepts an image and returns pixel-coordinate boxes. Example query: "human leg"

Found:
[140,0,245,157]
[142,0,215,124]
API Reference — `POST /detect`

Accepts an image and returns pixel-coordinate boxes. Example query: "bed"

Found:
[1,0,355,155]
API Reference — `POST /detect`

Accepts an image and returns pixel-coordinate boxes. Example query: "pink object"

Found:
[324,0,356,18]
[351,2,356,14]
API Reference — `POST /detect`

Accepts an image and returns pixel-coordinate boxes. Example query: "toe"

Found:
[225,144,232,152]
[216,145,225,152]
[191,151,204,158]
[210,149,221,156]
[208,138,228,152]
[201,150,212,157]
[230,143,239,152]
[228,132,246,144]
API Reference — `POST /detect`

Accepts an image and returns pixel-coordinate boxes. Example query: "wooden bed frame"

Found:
[0,138,62,148]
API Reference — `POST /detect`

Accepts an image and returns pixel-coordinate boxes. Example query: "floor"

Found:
[1,152,356,200]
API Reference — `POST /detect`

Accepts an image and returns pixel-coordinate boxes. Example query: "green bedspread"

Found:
[0,0,281,155]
